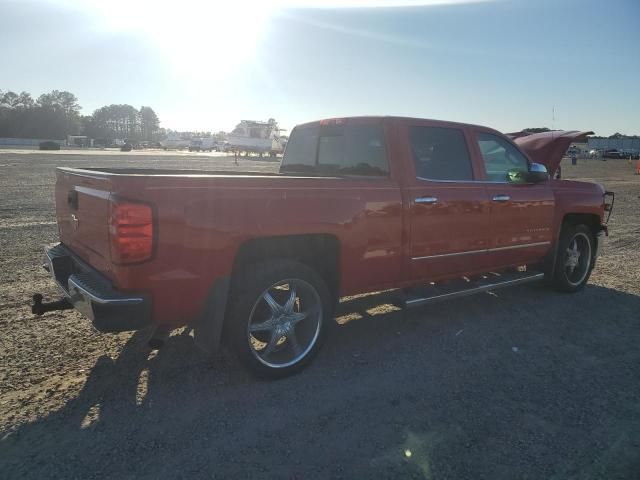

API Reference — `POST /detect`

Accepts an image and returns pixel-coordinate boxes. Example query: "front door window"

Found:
[476,132,528,182]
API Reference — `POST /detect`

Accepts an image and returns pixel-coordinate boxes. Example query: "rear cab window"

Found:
[280,120,389,177]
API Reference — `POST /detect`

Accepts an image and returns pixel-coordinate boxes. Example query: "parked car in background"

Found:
[603,149,625,159]
[620,149,639,159]
[38,141,61,151]
[33,117,613,378]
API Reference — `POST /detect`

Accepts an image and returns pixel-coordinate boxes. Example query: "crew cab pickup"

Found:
[33,117,614,377]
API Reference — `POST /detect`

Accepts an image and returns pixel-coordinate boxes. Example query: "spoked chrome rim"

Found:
[247,278,322,369]
[564,232,592,286]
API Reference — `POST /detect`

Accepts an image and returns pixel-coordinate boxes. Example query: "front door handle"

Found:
[492,194,511,202]
[415,196,438,204]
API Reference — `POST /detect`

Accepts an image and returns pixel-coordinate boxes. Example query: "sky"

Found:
[1,0,639,136]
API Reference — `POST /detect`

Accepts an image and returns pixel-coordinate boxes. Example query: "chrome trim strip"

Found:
[416,176,513,184]
[415,196,438,204]
[489,241,551,252]
[492,194,511,202]
[405,273,544,307]
[411,241,551,260]
[412,248,487,260]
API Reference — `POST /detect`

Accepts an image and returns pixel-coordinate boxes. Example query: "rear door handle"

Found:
[415,196,438,204]
[492,194,510,202]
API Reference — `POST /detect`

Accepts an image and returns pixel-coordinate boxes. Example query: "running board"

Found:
[401,271,544,309]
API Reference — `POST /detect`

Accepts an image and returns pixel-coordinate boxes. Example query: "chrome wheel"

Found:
[563,232,592,286]
[247,279,322,369]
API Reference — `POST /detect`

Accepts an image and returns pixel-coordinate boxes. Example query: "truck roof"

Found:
[294,116,503,135]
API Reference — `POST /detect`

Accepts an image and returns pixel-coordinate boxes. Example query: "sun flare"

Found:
[51,0,492,84]
[60,0,274,76]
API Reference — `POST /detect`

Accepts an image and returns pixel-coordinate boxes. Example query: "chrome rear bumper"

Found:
[42,243,151,332]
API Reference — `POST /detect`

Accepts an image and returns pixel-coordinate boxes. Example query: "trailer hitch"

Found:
[31,294,73,316]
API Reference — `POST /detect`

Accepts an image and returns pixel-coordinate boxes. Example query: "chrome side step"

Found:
[402,271,544,309]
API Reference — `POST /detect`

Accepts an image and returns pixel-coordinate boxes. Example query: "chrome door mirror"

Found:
[527,162,549,183]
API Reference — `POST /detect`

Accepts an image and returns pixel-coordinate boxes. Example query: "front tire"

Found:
[227,259,332,378]
[551,224,595,292]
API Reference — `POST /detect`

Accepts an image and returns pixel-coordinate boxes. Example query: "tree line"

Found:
[83,104,161,143]
[0,89,162,142]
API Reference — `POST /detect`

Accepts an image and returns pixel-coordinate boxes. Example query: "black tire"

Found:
[227,259,332,379]
[551,223,595,292]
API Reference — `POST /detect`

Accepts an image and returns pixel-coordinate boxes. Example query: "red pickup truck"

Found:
[33,117,613,377]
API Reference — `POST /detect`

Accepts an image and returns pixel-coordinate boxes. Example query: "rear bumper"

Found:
[44,243,152,332]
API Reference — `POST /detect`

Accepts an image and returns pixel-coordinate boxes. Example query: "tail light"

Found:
[109,199,154,264]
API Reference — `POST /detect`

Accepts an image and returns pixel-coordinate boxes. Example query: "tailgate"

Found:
[55,169,113,275]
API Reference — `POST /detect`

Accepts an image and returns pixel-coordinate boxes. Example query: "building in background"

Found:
[588,136,640,152]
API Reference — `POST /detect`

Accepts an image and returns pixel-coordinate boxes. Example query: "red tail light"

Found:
[109,200,154,264]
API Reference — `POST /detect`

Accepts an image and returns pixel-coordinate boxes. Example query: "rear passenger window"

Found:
[318,124,389,176]
[409,126,473,181]
[281,123,389,176]
[344,124,388,175]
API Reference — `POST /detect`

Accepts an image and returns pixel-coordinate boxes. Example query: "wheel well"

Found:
[562,213,601,236]
[232,234,341,302]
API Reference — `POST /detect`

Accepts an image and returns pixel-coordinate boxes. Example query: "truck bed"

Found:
[54,165,405,326]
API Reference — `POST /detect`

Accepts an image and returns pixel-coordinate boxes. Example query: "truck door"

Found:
[403,122,492,281]
[471,130,555,268]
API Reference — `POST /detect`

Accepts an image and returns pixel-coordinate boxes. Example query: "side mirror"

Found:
[527,162,549,183]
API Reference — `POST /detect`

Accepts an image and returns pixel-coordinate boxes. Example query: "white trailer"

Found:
[188,138,217,152]
[160,135,190,150]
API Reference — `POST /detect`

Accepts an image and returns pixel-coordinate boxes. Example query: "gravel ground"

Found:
[1,150,639,479]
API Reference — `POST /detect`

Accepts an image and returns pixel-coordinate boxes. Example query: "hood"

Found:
[508,130,593,173]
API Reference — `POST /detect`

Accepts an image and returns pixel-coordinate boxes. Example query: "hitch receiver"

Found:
[31,293,73,316]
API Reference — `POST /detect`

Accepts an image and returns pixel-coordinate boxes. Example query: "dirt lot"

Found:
[1,149,639,479]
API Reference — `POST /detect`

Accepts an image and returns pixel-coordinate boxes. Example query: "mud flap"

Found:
[192,277,230,354]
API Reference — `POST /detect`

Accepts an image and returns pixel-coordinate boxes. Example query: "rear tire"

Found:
[227,259,332,379]
[551,223,595,292]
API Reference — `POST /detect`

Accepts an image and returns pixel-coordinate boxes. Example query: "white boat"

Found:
[226,119,284,156]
